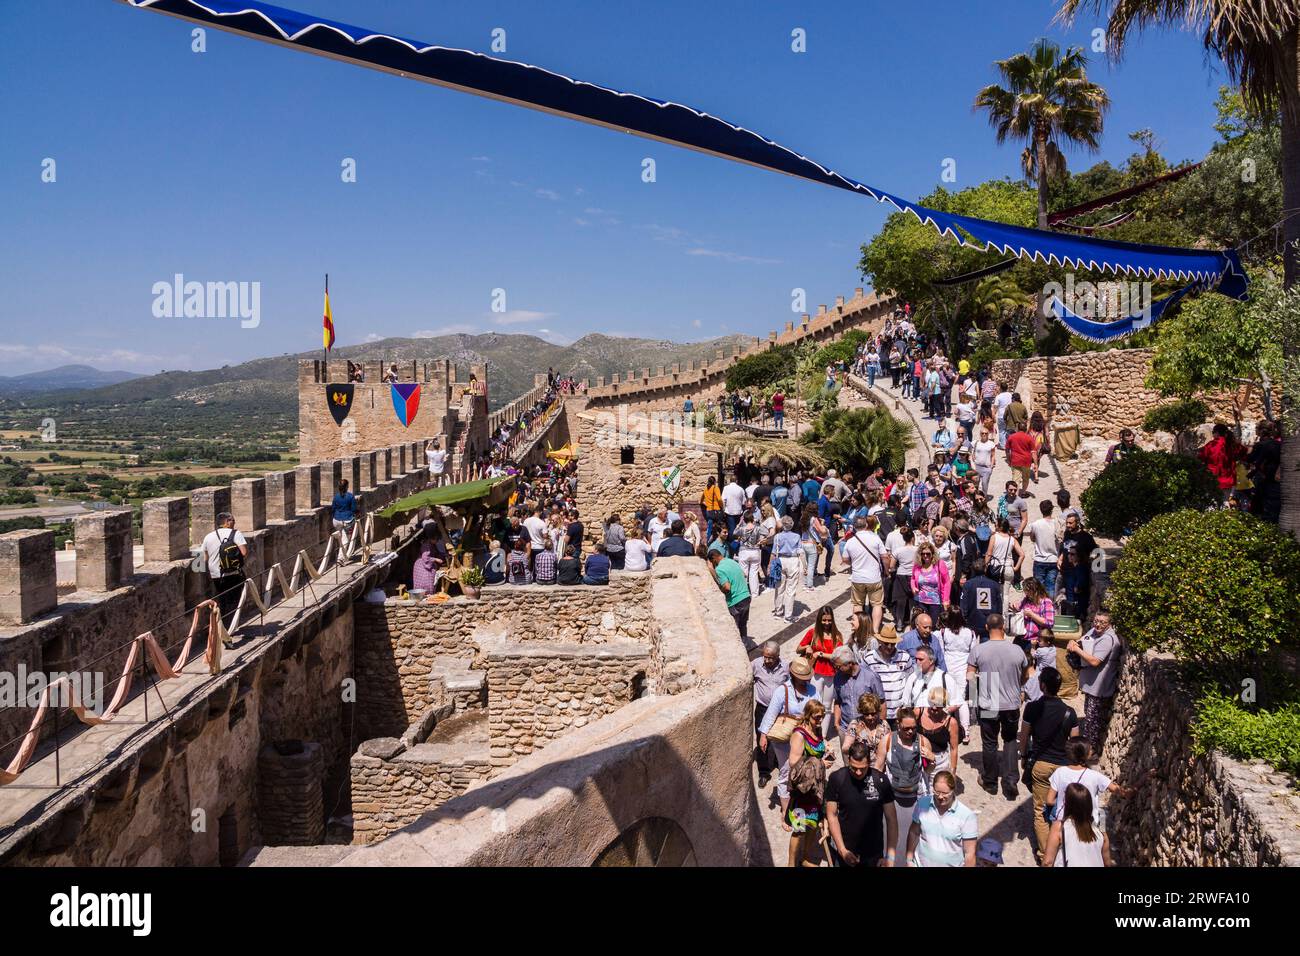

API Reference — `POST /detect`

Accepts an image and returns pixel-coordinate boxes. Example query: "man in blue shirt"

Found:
[770,477,789,518]
[771,515,803,622]
[802,475,822,507]
[932,419,955,453]
[898,611,947,671]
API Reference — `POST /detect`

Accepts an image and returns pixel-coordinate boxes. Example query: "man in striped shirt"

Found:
[907,471,929,522]
[864,625,915,726]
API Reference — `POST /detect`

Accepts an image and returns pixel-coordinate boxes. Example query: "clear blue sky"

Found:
[0,0,1229,374]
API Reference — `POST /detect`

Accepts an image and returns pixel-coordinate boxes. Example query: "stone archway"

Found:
[592,817,696,867]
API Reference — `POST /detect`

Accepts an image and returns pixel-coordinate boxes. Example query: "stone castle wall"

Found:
[989,348,1264,440]
[352,577,653,740]
[0,603,360,866]
[583,288,896,411]
[485,641,650,769]
[573,410,721,529]
[0,445,430,768]
[1101,649,1300,866]
[297,357,486,463]
[250,558,757,867]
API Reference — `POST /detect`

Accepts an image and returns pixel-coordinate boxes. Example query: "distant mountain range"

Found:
[0,330,753,422]
[0,365,141,396]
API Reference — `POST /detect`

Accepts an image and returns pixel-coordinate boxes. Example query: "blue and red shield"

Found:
[390,382,421,428]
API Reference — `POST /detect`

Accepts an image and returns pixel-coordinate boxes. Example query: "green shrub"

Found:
[0,515,44,534]
[1079,449,1220,538]
[801,405,912,474]
[1108,509,1300,664]
[1192,688,1300,778]
[1141,397,1209,435]
[724,345,797,392]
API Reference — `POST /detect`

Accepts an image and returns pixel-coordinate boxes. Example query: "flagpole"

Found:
[323,273,329,378]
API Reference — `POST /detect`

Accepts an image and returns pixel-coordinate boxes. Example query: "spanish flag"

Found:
[322,275,335,350]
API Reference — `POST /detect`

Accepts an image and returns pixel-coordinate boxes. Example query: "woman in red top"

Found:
[799,605,843,736]
[1198,424,1245,498]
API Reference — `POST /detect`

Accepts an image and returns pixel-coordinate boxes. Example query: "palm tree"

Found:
[802,406,913,474]
[974,39,1111,230]
[970,273,1034,327]
[1055,2,1300,537]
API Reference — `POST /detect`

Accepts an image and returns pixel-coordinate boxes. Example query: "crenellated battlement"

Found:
[582,287,896,409]
[0,440,436,772]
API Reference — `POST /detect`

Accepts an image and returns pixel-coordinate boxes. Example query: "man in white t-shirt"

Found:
[522,505,548,557]
[647,506,671,552]
[1026,499,1061,599]
[842,516,886,632]
[200,512,247,642]
[426,440,447,487]
[721,477,746,538]
[994,389,1013,449]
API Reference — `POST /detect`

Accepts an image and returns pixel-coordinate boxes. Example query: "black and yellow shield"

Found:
[326,383,355,425]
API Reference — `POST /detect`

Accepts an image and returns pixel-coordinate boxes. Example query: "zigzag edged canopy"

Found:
[116,0,1250,314]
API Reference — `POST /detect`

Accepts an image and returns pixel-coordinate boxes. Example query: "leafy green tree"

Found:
[1146,267,1289,422]
[1054,0,1300,538]
[800,406,913,474]
[974,38,1111,230]
[724,346,796,393]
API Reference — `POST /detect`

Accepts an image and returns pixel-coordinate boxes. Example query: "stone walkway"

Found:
[743,373,1083,868]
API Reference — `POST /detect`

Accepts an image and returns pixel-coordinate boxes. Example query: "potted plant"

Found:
[460,565,485,600]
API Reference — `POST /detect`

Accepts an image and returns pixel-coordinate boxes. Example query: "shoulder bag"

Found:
[767,686,799,743]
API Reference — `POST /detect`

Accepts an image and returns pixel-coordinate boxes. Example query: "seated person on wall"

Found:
[582,542,612,585]
[556,545,583,585]
[412,521,447,593]
[483,540,506,585]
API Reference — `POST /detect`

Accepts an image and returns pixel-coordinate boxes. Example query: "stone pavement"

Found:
[743,374,1083,868]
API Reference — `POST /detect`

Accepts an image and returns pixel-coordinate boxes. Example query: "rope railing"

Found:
[0,507,389,790]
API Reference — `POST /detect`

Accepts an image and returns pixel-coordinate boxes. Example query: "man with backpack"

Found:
[201,512,247,639]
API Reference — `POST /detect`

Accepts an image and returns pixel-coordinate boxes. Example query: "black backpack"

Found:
[217,529,244,576]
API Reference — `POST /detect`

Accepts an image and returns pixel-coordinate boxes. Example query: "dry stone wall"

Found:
[989,348,1262,440]
[1101,650,1300,866]
[573,410,721,527]
[485,641,650,769]
[352,577,653,739]
[351,739,492,845]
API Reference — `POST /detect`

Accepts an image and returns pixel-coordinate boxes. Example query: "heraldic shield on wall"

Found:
[390,382,421,428]
[326,383,354,425]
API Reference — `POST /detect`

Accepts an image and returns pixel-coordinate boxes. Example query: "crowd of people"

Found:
[730,459,1134,866]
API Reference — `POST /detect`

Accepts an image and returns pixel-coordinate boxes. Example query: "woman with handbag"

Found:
[785,701,836,866]
[757,656,819,819]
[1016,577,1055,647]
[984,518,1023,614]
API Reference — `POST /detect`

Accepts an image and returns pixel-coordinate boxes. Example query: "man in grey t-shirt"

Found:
[1068,610,1122,754]
[967,613,1028,795]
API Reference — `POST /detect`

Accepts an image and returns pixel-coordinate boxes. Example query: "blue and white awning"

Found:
[116,0,1250,322]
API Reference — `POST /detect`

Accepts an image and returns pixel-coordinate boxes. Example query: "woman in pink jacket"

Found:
[911,541,951,627]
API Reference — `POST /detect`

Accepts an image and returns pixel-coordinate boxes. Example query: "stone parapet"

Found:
[1102,650,1300,866]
